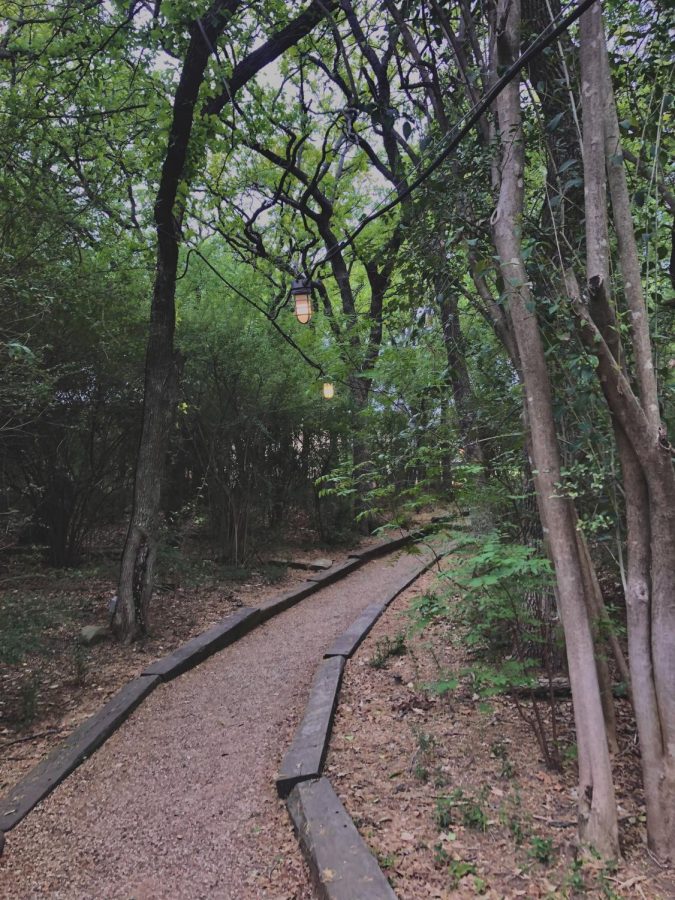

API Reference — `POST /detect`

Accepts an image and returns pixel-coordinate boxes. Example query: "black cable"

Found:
[310,0,599,273]
[190,245,434,403]
[191,246,329,376]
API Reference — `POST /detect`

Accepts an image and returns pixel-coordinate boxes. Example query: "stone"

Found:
[308,558,333,570]
[79,625,110,646]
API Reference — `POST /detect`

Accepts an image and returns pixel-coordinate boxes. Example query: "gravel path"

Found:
[0,548,433,899]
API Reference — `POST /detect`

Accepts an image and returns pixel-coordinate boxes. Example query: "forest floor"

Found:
[2,537,672,899]
[327,562,675,899]
[0,523,370,793]
[0,547,437,899]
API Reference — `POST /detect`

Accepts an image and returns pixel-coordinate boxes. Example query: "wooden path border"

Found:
[0,530,427,837]
[0,675,159,833]
[279,541,453,899]
[287,777,396,900]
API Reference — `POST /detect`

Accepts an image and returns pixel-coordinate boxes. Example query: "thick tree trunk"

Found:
[571,274,675,860]
[114,0,336,641]
[116,284,181,640]
[115,3,233,642]
[492,0,618,855]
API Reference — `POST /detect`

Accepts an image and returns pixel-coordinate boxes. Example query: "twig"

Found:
[532,814,575,828]
[0,727,64,748]
[408,747,421,773]
[646,848,671,870]
[0,573,48,586]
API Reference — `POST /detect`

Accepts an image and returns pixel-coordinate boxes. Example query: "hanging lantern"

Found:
[291,278,312,324]
[322,382,335,399]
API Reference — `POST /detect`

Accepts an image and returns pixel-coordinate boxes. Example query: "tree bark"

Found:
[115,0,336,641]
[574,528,618,754]
[491,0,618,855]
[437,286,484,469]
[577,4,675,858]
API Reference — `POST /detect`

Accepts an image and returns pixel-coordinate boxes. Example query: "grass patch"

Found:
[528,836,554,865]
[435,787,489,832]
[0,592,79,665]
[368,632,407,668]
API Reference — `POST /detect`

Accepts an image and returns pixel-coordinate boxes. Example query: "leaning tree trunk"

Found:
[576,3,675,859]
[491,0,618,855]
[116,277,182,640]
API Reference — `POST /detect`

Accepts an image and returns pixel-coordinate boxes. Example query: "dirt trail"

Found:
[0,548,434,899]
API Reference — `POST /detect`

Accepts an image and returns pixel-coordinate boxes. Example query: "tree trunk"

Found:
[115,3,231,642]
[575,528,618,754]
[577,3,675,858]
[348,375,374,533]
[437,285,484,469]
[491,0,618,855]
[114,0,336,641]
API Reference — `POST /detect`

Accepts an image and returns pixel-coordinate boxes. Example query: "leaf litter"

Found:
[325,562,674,899]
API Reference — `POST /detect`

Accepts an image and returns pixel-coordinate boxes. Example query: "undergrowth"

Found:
[410,531,566,769]
[368,632,407,668]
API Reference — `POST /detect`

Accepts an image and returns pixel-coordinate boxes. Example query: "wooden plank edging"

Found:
[0,533,420,836]
[347,532,417,562]
[142,607,261,681]
[276,656,345,798]
[324,547,447,659]
[0,675,160,832]
[306,556,363,585]
[257,580,321,623]
[287,777,397,900]
[323,601,388,659]
[283,541,457,898]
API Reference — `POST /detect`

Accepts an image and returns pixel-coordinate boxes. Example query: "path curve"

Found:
[0,548,433,899]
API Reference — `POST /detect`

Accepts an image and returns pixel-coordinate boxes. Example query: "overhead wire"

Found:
[309,0,600,273]
[192,0,600,400]
[188,243,454,405]
[189,244,329,377]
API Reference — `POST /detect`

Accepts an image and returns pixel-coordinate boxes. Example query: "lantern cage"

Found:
[291,278,313,324]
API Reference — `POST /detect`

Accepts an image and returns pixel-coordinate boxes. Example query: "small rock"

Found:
[309,558,333,570]
[79,624,110,646]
